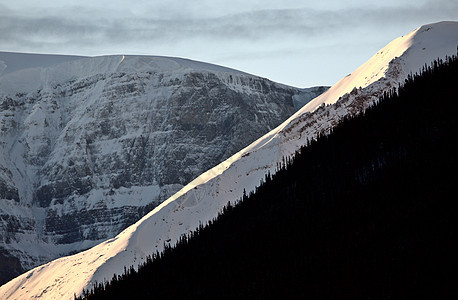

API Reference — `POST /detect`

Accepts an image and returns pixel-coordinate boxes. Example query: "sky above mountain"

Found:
[1,0,457,87]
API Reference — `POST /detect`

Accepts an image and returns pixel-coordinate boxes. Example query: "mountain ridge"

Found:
[77,53,458,299]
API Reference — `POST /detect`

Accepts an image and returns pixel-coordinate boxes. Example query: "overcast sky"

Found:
[1,0,457,87]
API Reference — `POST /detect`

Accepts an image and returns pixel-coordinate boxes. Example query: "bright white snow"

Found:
[1,21,457,299]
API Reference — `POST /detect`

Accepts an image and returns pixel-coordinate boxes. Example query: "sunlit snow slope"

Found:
[1,21,457,300]
[1,51,323,284]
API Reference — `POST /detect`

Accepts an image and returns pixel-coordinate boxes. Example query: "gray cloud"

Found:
[1,0,457,88]
[2,0,457,54]
[0,9,323,46]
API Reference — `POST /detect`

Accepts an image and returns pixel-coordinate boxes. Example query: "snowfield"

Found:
[1,21,457,299]
[1,49,314,282]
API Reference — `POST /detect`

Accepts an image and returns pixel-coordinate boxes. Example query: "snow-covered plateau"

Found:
[0,51,328,285]
[1,21,457,299]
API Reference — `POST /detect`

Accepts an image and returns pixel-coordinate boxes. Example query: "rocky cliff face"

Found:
[0,53,327,283]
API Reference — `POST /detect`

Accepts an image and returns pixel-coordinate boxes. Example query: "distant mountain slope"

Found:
[0,52,324,284]
[0,52,86,76]
[78,51,458,299]
[1,21,457,299]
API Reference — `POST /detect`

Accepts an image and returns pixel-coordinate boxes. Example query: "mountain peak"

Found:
[0,53,262,95]
[0,52,250,80]
[300,21,458,114]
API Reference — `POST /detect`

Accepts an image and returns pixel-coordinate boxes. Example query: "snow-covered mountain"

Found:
[0,52,328,284]
[1,21,457,299]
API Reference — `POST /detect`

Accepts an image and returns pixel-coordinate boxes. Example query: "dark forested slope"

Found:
[79,54,458,299]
